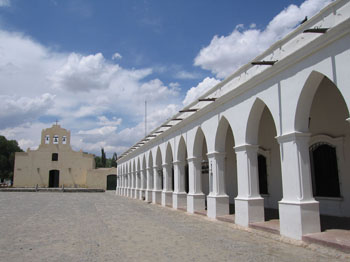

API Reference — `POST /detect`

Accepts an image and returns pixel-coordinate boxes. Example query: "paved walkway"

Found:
[0,192,347,262]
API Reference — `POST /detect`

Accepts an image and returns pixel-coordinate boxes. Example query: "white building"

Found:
[116,0,350,240]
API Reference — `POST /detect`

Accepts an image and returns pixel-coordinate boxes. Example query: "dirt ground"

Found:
[0,192,347,262]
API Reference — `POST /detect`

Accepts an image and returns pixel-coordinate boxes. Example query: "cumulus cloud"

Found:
[51,53,120,92]
[97,116,122,126]
[194,0,333,78]
[0,93,55,129]
[0,25,182,156]
[183,77,220,106]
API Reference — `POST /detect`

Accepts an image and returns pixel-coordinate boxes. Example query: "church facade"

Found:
[116,0,350,240]
[14,124,117,190]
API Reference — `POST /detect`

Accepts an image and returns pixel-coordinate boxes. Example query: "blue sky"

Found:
[0,0,332,156]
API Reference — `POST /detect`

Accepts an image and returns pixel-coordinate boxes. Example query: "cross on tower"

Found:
[55,119,59,125]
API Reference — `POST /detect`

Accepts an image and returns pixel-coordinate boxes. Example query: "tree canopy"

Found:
[95,148,118,168]
[0,136,23,180]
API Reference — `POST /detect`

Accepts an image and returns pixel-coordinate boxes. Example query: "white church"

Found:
[116,0,350,241]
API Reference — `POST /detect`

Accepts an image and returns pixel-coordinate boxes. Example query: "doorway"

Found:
[49,170,59,187]
[107,174,117,190]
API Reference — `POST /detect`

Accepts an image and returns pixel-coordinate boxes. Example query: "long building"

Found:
[116,0,350,240]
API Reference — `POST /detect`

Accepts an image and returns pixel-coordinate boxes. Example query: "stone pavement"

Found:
[0,192,348,262]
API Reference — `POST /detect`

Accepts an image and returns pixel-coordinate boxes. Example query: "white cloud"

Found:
[194,0,333,79]
[0,26,182,156]
[112,52,122,60]
[0,0,10,7]
[51,53,120,92]
[78,126,117,136]
[97,116,122,126]
[182,77,220,106]
[174,70,201,80]
[0,93,55,129]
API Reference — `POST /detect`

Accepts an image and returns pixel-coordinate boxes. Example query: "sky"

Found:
[0,0,333,157]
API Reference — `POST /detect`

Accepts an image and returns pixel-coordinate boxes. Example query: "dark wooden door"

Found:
[107,175,117,190]
[49,170,59,187]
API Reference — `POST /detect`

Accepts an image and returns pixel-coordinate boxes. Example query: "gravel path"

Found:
[0,192,347,262]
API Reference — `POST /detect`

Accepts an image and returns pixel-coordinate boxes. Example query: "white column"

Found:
[139,169,145,200]
[145,167,153,202]
[162,163,173,206]
[152,166,162,204]
[135,172,140,199]
[128,173,132,197]
[187,157,205,213]
[116,176,119,195]
[123,174,126,196]
[206,152,229,218]
[172,160,187,209]
[277,132,320,240]
[130,172,134,198]
[234,144,264,226]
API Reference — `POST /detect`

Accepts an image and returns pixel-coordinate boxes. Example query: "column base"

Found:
[235,197,264,226]
[127,188,131,197]
[152,190,162,204]
[134,189,140,199]
[123,188,126,196]
[139,190,145,200]
[173,192,187,209]
[187,193,206,213]
[279,200,320,240]
[162,191,173,206]
[207,195,229,218]
[145,190,152,202]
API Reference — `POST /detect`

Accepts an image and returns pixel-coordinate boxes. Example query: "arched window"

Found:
[310,142,340,197]
[53,135,59,144]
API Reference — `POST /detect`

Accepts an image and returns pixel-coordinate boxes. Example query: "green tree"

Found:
[111,152,118,167]
[101,148,106,168]
[0,136,23,181]
[95,156,102,168]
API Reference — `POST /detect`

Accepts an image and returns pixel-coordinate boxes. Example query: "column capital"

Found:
[173,160,185,166]
[162,163,170,168]
[187,156,201,163]
[206,151,225,159]
[276,132,311,144]
[234,144,259,153]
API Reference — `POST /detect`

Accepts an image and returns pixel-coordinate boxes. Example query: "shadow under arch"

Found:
[155,146,163,190]
[193,127,207,159]
[215,116,234,152]
[177,136,189,194]
[296,71,350,232]
[246,97,282,221]
[165,142,174,192]
[295,70,350,132]
[214,116,237,214]
[246,97,279,145]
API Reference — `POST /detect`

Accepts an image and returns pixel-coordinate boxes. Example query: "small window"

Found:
[62,136,67,144]
[52,153,58,161]
[45,135,50,144]
[53,135,59,144]
[258,154,268,195]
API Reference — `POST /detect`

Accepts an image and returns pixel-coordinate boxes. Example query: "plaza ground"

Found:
[0,192,348,262]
